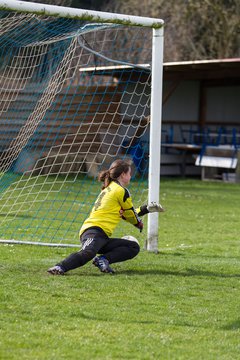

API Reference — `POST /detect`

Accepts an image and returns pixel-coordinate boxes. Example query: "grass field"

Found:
[1,178,240,360]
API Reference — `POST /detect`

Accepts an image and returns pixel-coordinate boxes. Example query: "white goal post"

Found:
[0,0,164,252]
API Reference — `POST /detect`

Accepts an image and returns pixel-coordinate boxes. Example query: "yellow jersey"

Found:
[79,181,141,237]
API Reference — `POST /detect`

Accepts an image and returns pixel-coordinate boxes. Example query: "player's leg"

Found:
[92,237,140,274]
[48,227,108,274]
[99,237,140,264]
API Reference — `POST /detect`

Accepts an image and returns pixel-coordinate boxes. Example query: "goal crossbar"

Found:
[0,0,164,28]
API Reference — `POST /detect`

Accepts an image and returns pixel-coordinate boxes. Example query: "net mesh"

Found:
[0,10,152,245]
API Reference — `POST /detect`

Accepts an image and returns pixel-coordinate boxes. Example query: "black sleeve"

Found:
[137,205,149,216]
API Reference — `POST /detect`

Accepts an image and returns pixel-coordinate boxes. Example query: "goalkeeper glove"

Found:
[138,202,165,216]
[147,202,165,213]
[134,220,143,232]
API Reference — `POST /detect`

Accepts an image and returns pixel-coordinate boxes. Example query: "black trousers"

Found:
[58,227,140,272]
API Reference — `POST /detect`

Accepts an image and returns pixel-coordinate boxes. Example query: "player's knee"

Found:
[129,242,140,258]
[80,248,97,261]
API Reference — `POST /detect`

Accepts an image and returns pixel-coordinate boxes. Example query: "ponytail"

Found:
[98,170,111,190]
[98,159,132,190]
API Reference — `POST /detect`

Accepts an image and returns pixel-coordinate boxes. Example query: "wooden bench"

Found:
[195,146,239,182]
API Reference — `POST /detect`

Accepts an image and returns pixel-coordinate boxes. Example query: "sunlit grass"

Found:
[1,178,240,360]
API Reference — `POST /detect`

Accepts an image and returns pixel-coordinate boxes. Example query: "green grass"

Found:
[1,178,240,359]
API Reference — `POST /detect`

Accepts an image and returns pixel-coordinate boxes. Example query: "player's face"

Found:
[120,167,131,186]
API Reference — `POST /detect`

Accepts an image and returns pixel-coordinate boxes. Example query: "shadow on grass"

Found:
[0,212,32,219]
[68,268,240,278]
[114,268,240,278]
[222,319,240,330]
[159,252,240,260]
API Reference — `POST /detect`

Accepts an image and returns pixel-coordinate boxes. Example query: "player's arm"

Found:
[119,188,143,232]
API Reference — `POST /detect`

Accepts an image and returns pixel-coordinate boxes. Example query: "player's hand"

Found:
[147,202,165,213]
[135,220,143,232]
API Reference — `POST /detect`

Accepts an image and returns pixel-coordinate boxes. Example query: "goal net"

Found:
[0,2,164,249]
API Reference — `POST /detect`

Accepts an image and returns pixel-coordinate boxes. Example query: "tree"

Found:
[182,0,240,60]
[101,0,240,61]
[13,0,240,61]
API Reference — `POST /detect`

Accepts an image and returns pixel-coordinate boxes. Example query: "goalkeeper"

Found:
[48,159,164,275]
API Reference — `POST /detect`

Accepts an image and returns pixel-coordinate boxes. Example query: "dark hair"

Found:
[98,159,132,189]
